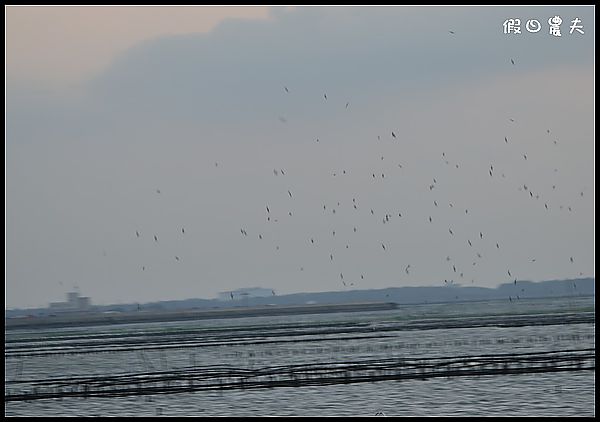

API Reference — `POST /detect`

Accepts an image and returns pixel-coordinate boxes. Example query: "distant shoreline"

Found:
[5,301,399,330]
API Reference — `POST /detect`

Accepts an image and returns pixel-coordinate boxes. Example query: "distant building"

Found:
[49,291,92,312]
[218,287,273,301]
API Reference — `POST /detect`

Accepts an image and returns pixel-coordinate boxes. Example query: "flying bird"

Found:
[511,58,515,65]
[449,30,455,34]
[391,131,396,138]
[154,235,158,242]
[284,86,289,93]
[136,231,140,238]
[288,190,293,198]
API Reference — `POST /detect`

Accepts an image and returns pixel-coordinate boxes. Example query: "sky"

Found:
[5,6,595,309]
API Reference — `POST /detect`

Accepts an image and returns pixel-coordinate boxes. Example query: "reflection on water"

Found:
[5,296,595,416]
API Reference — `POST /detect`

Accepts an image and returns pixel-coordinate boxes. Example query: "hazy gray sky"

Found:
[6,6,594,309]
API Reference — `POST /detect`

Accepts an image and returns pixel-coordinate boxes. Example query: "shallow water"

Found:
[5,296,595,416]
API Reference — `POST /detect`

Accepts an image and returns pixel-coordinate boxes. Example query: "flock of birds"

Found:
[129,54,586,303]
